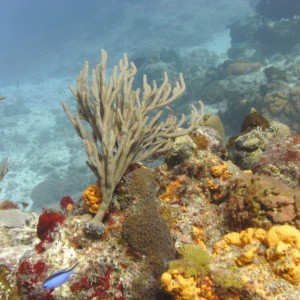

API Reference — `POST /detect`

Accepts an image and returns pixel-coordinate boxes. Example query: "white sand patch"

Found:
[0,77,88,209]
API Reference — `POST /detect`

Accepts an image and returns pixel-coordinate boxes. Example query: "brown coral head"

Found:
[241,108,270,132]
[125,167,157,200]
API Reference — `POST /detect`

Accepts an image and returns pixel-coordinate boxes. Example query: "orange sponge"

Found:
[82,182,102,214]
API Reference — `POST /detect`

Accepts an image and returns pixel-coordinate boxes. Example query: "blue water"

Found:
[0,0,254,210]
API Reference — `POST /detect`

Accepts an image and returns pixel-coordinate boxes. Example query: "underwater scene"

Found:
[1,0,300,299]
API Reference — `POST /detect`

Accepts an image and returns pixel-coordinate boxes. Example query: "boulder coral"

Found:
[227,174,300,230]
[122,167,176,299]
[202,114,225,143]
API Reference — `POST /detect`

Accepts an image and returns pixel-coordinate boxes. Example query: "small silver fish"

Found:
[42,263,79,289]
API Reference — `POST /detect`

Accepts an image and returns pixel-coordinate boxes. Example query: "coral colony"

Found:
[2,2,300,295]
[62,49,204,233]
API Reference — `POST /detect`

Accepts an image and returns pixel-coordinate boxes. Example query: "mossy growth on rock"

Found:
[211,265,244,295]
[0,265,19,299]
[167,244,211,278]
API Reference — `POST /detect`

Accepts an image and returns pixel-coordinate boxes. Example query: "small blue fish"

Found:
[42,263,79,289]
[245,67,253,74]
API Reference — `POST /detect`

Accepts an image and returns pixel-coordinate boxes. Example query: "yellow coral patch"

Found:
[211,165,226,177]
[161,270,201,300]
[235,246,257,266]
[160,177,184,204]
[243,169,253,175]
[210,162,232,181]
[253,228,267,242]
[222,232,242,246]
[82,182,102,214]
[265,224,300,250]
[192,226,207,250]
[215,225,300,284]
[206,178,219,191]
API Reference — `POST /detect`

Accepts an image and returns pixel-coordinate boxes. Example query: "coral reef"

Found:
[160,150,234,207]
[203,71,265,133]
[0,208,31,228]
[1,103,299,299]
[202,114,225,143]
[213,225,300,286]
[253,134,300,186]
[256,75,300,132]
[0,44,300,300]
[157,150,234,250]
[161,244,219,300]
[226,108,300,185]
[165,135,197,168]
[17,260,54,300]
[227,124,280,169]
[2,167,178,299]
[175,244,210,277]
[0,264,19,299]
[189,126,225,156]
[0,200,18,210]
[264,66,287,82]
[229,13,300,56]
[12,211,131,299]
[226,174,300,230]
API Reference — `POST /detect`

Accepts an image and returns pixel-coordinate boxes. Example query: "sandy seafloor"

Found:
[0,0,250,211]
